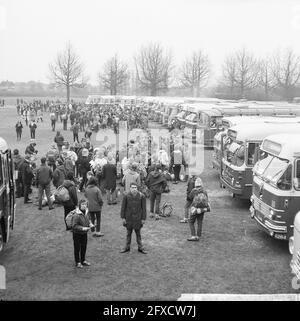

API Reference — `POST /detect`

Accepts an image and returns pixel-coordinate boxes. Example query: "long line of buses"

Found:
[86,94,300,279]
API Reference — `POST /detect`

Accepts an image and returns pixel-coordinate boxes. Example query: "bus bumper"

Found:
[220,176,243,195]
[250,206,287,240]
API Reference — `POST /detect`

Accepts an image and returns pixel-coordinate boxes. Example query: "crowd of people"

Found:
[12,99,210,268]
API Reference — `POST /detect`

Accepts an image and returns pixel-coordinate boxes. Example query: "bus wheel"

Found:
[289,236,294,255]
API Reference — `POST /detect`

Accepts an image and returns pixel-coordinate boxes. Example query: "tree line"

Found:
[49,42,300,102]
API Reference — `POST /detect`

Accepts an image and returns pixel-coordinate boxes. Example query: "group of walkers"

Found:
[12,98,211,268]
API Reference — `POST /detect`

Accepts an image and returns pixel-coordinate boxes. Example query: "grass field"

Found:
[0,104,298,300]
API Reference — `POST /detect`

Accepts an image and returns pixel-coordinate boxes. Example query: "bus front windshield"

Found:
[225,140,245,167]
[254,155,291,190]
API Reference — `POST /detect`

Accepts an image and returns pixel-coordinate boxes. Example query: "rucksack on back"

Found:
[65,209,77,230]
[54,185,70,203]
[192,192,208,208]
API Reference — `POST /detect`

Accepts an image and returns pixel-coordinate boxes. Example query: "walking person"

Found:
[170,144,184,184]
[102,155,117,205]
[15,120,23,141]
[12,149,24,198]
[36,157,54,210]
[145,165,167,220]
[120,182,147,254]
[50,112,56,131]
[54,131,64,153]
[71,199,92,268]
[71,122,80,143]
[78,148,91,192]
[187,178,210,241]
[84,177,104,237]
[180,174,198,223]
[29,120,37,139]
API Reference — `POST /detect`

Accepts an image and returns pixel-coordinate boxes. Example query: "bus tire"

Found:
[289,236,294,255]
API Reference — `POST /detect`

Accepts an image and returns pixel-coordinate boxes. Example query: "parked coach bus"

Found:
[250,134,300,249]
[290,211,300,277]
[0,137,16,252]
[213,116,300,172]
[220,122,300,199]
[197,104,300,148]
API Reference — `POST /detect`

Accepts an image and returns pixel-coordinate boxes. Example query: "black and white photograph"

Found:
[0,0,300,306]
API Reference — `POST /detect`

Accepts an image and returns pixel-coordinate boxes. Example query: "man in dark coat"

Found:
[12,149,24,198]
[102,156,117,204]
[52,158,66,188]
[21,155,34,203]
[120,182,147,254]
[36,157,54,210]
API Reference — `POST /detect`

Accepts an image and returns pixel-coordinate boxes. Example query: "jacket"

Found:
[36,164,52,186]
[25,144,36,155]
[53,165,66,188]
[84,184,103,212]
[54,135,64,146]
[120,192,146,229]
[62,179,78,208]
[21,160,34,184]
[13,154,24,170]
[186,177,197,200]
[72,211,90,235]
[146,171,167,194]
[102,163,117,190]
[188,187,208,202]
[122,170,141,193]
[78,156,90,174]
[46,149,59,165]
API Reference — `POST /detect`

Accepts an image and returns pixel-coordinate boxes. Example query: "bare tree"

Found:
[180,50,210,97]
[135,43,172,96]
[221,56,237,98]
[221,48,259,98]
[49,42,86,103]
[272,49,300,100]
[258,58,276,100]
[99,54,129,95]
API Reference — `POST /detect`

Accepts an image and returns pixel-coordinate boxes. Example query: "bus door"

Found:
[245,141,261,188]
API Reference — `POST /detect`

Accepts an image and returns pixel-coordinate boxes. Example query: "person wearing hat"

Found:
[78,148,91,192]
[25,139,38,156]
[187,177,209,241]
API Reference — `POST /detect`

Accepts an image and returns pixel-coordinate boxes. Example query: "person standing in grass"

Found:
[120,182,147,254]
[84,177,104,237]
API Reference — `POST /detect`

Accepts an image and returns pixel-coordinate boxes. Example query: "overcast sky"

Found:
[1,0,300,85]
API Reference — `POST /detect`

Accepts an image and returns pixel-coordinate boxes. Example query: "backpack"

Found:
[54,185,70,203]
[192,192,208,209]
[65,209,78,230]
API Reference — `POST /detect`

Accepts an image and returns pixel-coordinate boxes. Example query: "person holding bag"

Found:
[187,178,210,241]
[71,199,94,268]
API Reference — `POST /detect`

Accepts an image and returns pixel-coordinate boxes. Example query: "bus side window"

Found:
[294,160,300,190]
[277,165,292,191]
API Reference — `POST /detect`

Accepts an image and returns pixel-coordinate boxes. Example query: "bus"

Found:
[220,122,300,199]
[197,104,300,148]
[213,115,300,172]
[290,211,300,278]
[250,134,300,247]
[0,137,16,252]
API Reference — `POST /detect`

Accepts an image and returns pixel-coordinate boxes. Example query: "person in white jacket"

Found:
[156,148,169,171]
